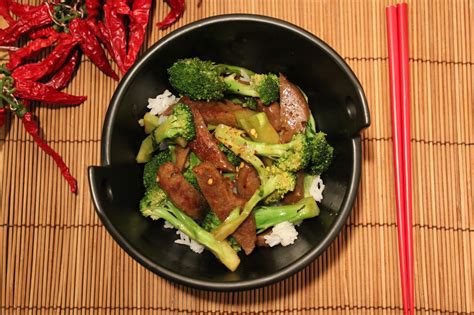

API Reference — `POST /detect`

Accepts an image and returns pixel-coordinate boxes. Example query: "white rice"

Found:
[308,175,325,202]
[264,221,299,247]
[146,89,178,116]
[163,221,205,254]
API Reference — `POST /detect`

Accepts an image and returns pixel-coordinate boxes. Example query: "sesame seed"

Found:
[207,178,214,185]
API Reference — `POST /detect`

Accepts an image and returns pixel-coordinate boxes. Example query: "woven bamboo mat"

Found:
[1,0,473,314]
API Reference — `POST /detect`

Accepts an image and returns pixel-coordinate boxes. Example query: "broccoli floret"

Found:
[307,132,333,175]
[305,116,333,175]
[143,150,173,189]
[136,103,195,163]
[167,57,279,104]
[254,197,320,233]
[182,152,201,190]
[218,143,242,166]
[242,97,258,110]
[214,124,309,172]
[140,185,240,271]
[168,58,228,101]
[202,211,241,252]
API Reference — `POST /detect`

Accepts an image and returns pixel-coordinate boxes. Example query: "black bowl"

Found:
[88,14,370,291]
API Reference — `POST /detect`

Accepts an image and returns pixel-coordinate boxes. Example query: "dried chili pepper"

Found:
[103,0,128,73]
[7,34,59,70]
[85,0,101,21]
[12,36,78,81]
[87,20,115,59]
[21,110,77,193]
[68,18,118,80]
[14,79,87,105]
[124,0,152,71]
[45,49,80,90]
[0,107,6,127]
[28,26,56,39]
[0,0,14,24]
[9,1,39,18]
[157,0,185,29]
[0,3,53,45]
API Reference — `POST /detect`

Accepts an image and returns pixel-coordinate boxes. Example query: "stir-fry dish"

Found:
[136,58,334,271]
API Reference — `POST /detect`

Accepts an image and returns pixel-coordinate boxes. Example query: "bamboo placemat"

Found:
[1,0,472,314]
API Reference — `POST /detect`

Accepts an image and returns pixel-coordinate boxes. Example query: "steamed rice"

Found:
[308,175,325,202]
[147,89,178,115]
[163,221,205,253]
[264,221,299,247]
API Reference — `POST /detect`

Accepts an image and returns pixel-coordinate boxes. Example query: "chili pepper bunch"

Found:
[0,0,188,193]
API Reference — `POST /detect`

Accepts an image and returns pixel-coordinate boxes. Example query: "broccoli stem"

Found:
[152,116,177,144]
[254,197,319,233]
[222,74,259,97]
[147,201,240,272]
[216,64,255,77]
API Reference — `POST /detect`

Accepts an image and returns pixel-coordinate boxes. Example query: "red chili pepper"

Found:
[12,36,78,81]
[14,79,87,105]
[87,20,114,59]
[45,49,80,90]
[157,0,185,29]
[28,26,57,39]
[9,1,39,18]
[0,0,14,24]
[0,107,6,128]
[68,18,119,80]
[21,111,77,193]
[7,34,59,70]
[103,0,128,73]
[0,4,53,45]
[85,0,101,21]
[124,0,152,71]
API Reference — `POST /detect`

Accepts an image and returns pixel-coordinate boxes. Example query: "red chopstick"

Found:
[397,5,414,312]
[386,3,414,314]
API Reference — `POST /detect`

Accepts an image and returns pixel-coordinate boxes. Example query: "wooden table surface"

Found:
[1,0,473,314]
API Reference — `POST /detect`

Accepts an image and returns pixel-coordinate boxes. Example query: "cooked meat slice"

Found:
[181,96,254,128]
[174,146,190,172]
[157,162,206,220]
[279,74,310,143]
[282,171,305,204]
[257,101,282,132]
[193,162,256,254]
[236,163,260,200]
[256,230,271,247]
[188,107,235,172]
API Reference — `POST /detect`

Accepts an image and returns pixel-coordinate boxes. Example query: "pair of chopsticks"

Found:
[386,3,414,315]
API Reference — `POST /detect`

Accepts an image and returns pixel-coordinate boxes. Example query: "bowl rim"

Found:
[95,13,369,291]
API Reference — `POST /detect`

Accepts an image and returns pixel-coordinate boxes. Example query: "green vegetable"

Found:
[305,115,334,175]
[136,103,195,163]
[140,185,240,271]
[201,211,241,252]
[168,57,279,104]
[143,113,160,134]
[254,197,319,233]
[218,143,241,166]
[214,124,309,172]
[237,112,280,144]
[143,150,173,189]
[182,152,201,190]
